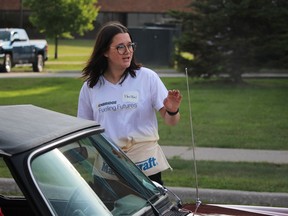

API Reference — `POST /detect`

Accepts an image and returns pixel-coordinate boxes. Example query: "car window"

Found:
[0,31,11,41]
[30,134,161,216]
[31,147,111,216]
[0,157,35,215]
[0,157,23,196]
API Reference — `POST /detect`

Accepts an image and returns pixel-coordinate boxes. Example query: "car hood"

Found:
[183,203,288,216]
[0,40,9,47]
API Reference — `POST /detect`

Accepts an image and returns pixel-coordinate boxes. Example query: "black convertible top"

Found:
[0,105,101,156]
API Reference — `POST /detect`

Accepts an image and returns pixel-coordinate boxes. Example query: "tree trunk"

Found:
[230,70,243,83]
[54,36,58,59]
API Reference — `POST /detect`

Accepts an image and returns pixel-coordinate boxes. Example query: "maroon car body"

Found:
[183,203,288,216]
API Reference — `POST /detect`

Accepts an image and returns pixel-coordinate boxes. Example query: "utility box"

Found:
[129,26,180,67]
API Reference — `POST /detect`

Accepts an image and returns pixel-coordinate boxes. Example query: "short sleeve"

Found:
[77,83,94,120]
[149,70,168,111]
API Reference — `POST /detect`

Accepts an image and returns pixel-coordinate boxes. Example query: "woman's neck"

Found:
[104,69,125,84]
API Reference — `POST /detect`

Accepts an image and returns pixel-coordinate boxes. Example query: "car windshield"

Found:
[30,133,161,215]
[0,31,11,41]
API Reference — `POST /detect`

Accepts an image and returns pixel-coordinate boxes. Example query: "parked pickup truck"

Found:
[0,28,48,72]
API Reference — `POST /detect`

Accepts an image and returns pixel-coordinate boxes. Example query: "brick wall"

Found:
[97,0,191,12]
[0,0,191,12]
[0,0,21,10]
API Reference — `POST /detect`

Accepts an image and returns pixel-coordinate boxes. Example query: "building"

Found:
[97,0,191,27]
[0,0,191,32]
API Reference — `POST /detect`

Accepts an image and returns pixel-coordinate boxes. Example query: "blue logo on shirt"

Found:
[135,157,158,171]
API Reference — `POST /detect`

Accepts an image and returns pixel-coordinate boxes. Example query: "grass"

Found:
[0,77,81,116]
[159,78,288,150]
[1,77,287,150]
[1,157,287,193]
[163,158,288,193]
[45,39,94,71]
[1,39,288,193]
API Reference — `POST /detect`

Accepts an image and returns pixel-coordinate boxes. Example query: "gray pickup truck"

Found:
[0,28,48,72]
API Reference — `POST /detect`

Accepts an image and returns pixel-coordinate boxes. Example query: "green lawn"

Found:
[159,78,288,150]
[163,159,288,193]
[2,77,286,150]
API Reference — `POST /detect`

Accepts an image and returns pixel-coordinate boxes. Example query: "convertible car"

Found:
[0,105,287,216]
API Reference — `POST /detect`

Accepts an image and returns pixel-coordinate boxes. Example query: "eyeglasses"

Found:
[110,42,136,55]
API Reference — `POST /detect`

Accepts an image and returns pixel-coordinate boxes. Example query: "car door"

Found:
[18,30,34,62]
[11,30,33,64]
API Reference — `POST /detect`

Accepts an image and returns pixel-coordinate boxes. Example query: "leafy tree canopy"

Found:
[25,0,99,58]
[171,0,288,82]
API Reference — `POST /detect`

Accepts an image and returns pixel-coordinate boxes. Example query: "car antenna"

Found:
[185,67,202,215]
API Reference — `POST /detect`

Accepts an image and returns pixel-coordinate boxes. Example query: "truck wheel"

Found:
[33,54,44,72]
[2,54,12,72]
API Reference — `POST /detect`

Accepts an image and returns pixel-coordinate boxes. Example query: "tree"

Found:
[25,0,99,59]
[171,0,288,82]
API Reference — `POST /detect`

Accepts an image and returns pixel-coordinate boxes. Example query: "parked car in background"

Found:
[0,28,48,72]
[0,105,287,216]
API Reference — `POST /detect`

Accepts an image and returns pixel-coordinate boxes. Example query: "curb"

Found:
[162,146,288,164]
[168,187,288,208]
[1,178,287,208]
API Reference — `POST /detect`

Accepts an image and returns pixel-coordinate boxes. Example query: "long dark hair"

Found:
[82,21,141,88]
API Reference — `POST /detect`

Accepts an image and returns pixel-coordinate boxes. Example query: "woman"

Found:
[77,21,182,185]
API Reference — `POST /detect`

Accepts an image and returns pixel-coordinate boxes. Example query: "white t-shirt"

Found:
[77,67,171,176]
